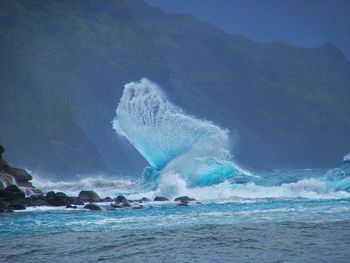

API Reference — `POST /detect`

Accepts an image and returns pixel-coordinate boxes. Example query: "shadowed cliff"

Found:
[1,0,349,178]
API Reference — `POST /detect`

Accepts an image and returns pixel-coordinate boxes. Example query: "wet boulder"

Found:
[55,192,68,197]
[140,197,150,202]
[133,197,150,203]
[113,195,131,207]
[10,203,26,210]
[0,145,4,155]
[0,201,9,210]
[174,196,197,202]
[6,167,32,184]
[78,190,101,202]
[72,197,84,205]
[178,201,189,207]
[110,200,131,208]
[84,203,102,211]
[66,204,77,209]
[24,195,48,207]
[46,192,75,206]
[100,196,112,202]
[114,195,128,203]
[0,185,25,201]
[154,196,169,201]
[46,191,56,198]
[0,207,14,213]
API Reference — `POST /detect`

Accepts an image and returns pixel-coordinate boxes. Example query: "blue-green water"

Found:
[1,80,350,262]
[1,198,350,238]
[1,196,350,262]
[1,167,350,262]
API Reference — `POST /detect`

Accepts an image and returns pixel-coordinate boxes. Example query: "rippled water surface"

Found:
[1,220,350,263]
[2,166,350,262]
[1,197,350,262]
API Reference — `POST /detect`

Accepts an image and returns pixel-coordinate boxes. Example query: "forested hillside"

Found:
[1,0,349,178]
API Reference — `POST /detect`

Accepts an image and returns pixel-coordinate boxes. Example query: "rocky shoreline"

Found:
[0,145,198,213]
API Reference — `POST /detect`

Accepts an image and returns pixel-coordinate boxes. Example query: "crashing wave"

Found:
[112,78,246,187]
[110,78,350,199]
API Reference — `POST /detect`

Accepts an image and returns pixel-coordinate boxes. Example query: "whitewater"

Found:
[1,78,350,262]
[7,78,350,203]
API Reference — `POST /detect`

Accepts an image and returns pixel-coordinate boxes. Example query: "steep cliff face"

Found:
[129,0,350,169]
[0,39,106,178]
[1,0,349,177]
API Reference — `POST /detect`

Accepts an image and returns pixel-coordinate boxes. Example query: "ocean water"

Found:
[2,167,350,262]
[1,79,349,262]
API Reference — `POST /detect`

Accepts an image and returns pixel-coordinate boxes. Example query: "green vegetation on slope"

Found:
[1,0,350,177]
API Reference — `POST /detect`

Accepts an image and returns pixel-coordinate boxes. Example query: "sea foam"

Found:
[112,78,245,187]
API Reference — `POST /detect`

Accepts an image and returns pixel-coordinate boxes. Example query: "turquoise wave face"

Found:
[113,78,245,187]
[112,78,350,192]
[2,166,349,241]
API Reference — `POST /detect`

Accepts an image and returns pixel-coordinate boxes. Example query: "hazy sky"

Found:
[145,0,350,61]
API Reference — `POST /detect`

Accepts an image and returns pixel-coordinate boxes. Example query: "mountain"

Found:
[144,0,350,61]
[0,20,105,177]
[1,0,349,178]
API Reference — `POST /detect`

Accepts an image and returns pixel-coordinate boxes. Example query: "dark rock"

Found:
[123,202,131,207]
[110,200,130,208]
[100,197,112,202]
[0,185,25,200]
[174,196,197,202]
[84,203,102,211]
[10,203,26,210]
[46,196,67,206]
[178,201,189,207]
[110,203,120,208]
[0,146,41,194]
[112,195,131,207]
[0,145,4,155]
[114,195,128,203]
[133,197,150,203]
[133,205,144,210]
[6,208,14,213]
[140,197,150,202]
[24,187,44,196]
[78,190,101,202]
[72,197,84,205]
[46,191,56,198]
[55,192,68,198]
[0,201,9,210]
[24,196,48,207]
[6,167,32,183]
[66,204,77,209]
[46,192,75,206]
[0,208,5,213]
[154,196,169,201]
[0,171,14,191]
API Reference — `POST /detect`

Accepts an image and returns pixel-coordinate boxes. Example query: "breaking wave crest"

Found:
[112,78,245,187]
[109,78,350,200]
